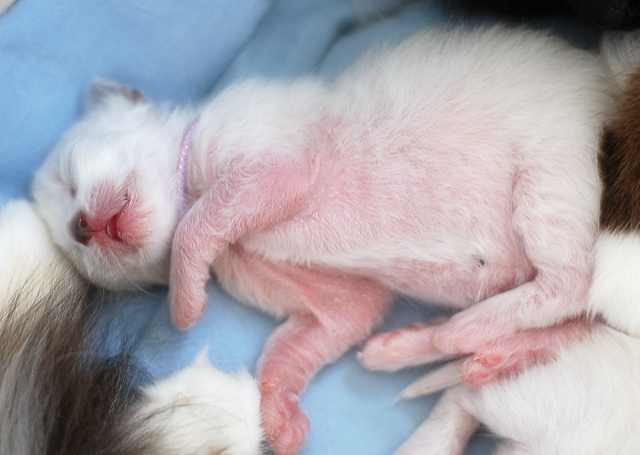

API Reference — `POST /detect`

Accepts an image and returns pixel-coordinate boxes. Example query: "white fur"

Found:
[32,93,194,289]
[33,26,614,318]
[135,349,264,455]
[0,200,265,453]
[589,231,640,337]
[30,26,620,454]
[0,199,80,307]
[397,326,640,455]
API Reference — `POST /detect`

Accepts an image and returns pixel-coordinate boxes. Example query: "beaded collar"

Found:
[176,119,199,219]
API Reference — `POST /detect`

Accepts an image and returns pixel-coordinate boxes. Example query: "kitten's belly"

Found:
[354,255,533,308]
[239,149,530,307]
[240,228,534,309]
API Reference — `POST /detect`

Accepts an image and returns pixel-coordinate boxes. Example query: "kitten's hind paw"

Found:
[261,384,310,455]
[359,319,451,371]
[459,317,592,387]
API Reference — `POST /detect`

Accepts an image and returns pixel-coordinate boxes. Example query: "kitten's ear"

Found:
[85,79,146,111]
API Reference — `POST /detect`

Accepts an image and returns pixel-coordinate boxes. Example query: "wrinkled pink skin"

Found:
[169,129,594,454]
[165,81,599,453]
[168,145,593,452]
[360,317,593,387]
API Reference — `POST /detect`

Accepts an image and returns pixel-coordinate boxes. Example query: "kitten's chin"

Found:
[85,266,168,292]
[74,247,170,291]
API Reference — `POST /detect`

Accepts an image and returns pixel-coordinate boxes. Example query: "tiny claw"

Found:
[476,354,503,367]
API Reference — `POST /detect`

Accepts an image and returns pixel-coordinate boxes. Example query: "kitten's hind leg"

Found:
[433,152,599,354]
[258,278,390,455]
[213,247,392,455]
[394,387,479,455]
[360,316,591,388]
[358,319,451,372]
[460,317,592,387]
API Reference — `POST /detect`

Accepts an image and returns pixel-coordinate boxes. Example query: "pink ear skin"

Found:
[459,317,593,387]
[85,79,146,112]
[211,245,392,455]
[168,155,315,330]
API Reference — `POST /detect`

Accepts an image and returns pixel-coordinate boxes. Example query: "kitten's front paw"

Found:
[261,382,309,455]
[359,322,449,371]
[169,284,207,330]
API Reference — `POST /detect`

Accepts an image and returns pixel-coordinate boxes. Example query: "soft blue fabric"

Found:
[0,1,599,453]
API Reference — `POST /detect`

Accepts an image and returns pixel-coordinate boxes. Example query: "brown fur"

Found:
[0,274,156,455]
[0,269,251,454]
[600,68,640,232]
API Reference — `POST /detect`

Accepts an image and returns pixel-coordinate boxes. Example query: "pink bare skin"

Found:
[460,317,594,386]
[32,27,615,455]
[213,245,390,453]
[363,317,593,387]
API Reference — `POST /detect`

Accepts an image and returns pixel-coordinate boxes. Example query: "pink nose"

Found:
[72,212,93,245]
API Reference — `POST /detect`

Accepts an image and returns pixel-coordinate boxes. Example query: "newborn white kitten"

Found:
[32,26,615,454]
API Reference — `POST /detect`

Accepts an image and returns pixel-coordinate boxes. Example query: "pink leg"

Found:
[358,318,451,372]
[361,315,592,389]
[461,317,593,386]
[432,157,598,354]
[431,273,590,355]
[170,155,315,329]
[213,247,391,455]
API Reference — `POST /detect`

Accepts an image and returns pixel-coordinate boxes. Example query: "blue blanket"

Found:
[0,1,599,453]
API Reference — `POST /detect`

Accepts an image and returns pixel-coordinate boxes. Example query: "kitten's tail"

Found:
[1,277,267,455]
[397,359,464,400]
[0,277,160,455]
